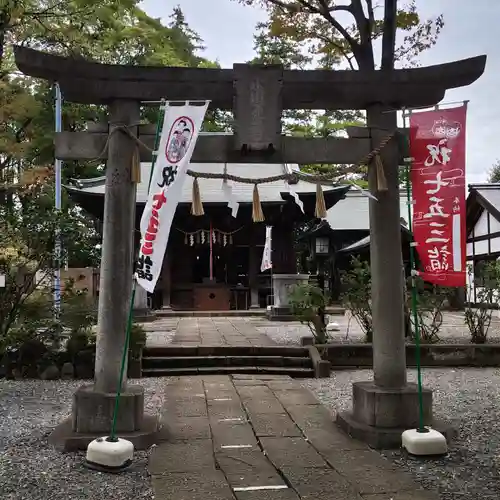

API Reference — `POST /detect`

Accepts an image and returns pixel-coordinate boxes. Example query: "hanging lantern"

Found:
[201,231,205,244]
[217,231,221,244]
[223,234,227,246]
[212,230,216,243]
[189,234,194,246]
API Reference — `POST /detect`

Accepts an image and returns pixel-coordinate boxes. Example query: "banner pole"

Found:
[54,83,62,322]
[108,279,137,443]
[147,99,166,192]
[402,108,426,433]
[209,221,214,281]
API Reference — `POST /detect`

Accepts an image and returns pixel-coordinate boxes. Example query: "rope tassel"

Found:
[375,154,388,192]
[131,147,141,183]
[191,177,204,216]
[252,184,265,222]
[315,183,327,219]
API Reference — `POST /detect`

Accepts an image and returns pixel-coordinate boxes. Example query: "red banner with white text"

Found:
[410,106,467,287]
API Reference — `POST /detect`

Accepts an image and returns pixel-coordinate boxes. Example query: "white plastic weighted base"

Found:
[402,428,448,456]
[85,437,134,472]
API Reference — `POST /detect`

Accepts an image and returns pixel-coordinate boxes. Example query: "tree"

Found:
[245,1,443,180]
[1,2,220,197]
[0,178,100,339]
[488,160,500,183]
[1,2,220,276]
[241,1,443,71]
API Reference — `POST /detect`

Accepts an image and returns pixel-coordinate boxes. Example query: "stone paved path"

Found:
[142,312,500,348]
[150,374,438,500]
[145,317,276,347]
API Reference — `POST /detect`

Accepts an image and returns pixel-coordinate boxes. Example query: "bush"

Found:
[406,278,447,344]
[288,283,328,344]
[465,262,500,343]
[339,257,373,342]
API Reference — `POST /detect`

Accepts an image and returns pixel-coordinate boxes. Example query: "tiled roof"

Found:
[326,189,410,231]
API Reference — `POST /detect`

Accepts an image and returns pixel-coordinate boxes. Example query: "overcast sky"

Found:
[141,0,498,185]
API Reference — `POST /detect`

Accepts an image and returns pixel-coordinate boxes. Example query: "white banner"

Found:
[260,226,273,272]
[136,101,209,292]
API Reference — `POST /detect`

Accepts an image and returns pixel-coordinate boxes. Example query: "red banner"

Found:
[410,106,467,287]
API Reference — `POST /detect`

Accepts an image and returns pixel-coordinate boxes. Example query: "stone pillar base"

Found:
[336,381,457,449]
[266,306,296,321]
[48,384,160,451]
[72,384,144,433]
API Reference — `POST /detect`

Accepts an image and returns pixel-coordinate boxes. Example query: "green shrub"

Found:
[289,283,328,344]
[339,257,373,342]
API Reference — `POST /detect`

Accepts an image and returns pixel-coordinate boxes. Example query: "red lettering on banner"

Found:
[140,189,166,255]
[410,107,467,287]
[141,241,153,255]
[152,191,166,209]
[147,216,159,234]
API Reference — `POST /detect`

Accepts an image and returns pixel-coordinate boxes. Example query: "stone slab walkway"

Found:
[145,317,276,347]
[150,374,438,500]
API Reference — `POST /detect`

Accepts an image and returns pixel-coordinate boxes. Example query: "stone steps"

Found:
[144,355,312,369]
[142,366,315,377]
[141,345,315,378]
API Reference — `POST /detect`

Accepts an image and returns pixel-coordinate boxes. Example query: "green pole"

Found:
[108,281,136,442]
[403,108,426,434]
[107,101,165,443]
[147,99,166,192]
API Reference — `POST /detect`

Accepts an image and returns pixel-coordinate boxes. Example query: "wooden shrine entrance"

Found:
[157,216,271,312]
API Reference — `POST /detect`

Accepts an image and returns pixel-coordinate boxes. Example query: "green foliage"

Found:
[288,283,328,343]
[465,262,500,344]
[488,160,500,183]
[339,256,372,342]
[0,1,220,195]
[0,190,99,340]
[406,278,447,344]
[240,0,444,180]
[240,1,444,70]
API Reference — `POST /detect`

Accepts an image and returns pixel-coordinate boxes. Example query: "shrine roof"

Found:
[326,189,410,231]
[467,183,500,229]
[338,225,411,254]
[66,162,346,204]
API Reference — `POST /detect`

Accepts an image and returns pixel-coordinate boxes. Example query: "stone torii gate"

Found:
[14,46,485,449]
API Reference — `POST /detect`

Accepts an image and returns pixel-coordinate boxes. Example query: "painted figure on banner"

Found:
[410,106,467,287]
[166,117,194,164]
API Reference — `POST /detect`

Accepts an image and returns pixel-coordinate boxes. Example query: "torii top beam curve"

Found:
[14,46,486,110]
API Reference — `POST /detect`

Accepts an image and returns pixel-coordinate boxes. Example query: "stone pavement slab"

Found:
[169,318,277,346]
[150,374,440,500]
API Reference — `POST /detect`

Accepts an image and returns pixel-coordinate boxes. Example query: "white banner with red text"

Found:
[261,226,273,272]
[136,101,209,292]
[410,105,467,287]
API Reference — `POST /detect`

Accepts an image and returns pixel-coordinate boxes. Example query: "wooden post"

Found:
[162,251,171,310]
[249,225,260,309]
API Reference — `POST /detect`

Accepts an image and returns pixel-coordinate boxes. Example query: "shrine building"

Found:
[66,149,349,311]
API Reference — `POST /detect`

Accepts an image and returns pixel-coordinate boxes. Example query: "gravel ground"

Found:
[301,368,500,500]
[0,378,167,500]
[255,311,500,346]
